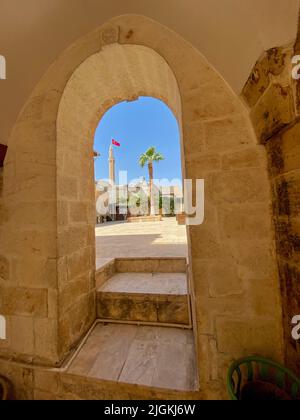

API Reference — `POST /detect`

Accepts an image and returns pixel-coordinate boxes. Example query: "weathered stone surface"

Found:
[96,259,115,289]
[242,55,270,107]
[97,292,189,326]
[0,16,285,390]
[250,84,295,143]
[216,318,282,359]
[203,115,253,152]
[267,122,300,177]
[0,287,48,317]
[10,316,35,355]
[34,319,58,364]
[183,81,239,122]
[116,258,187,274]
[100,23,120,46]
[212,169,270,205]
[0,255,9,281]
[274,171,300,217]
[222,147,267,171]
[219,204,272,241]
[267,47,287,76]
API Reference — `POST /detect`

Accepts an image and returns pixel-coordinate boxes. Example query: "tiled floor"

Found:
[98,273,188,295]
[68,323,197,392]
[95,218,188,262]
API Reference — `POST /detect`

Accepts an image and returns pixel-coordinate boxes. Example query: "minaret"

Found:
[109,145,116,184]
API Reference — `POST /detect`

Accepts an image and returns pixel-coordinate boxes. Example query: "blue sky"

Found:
[94,97,182,185]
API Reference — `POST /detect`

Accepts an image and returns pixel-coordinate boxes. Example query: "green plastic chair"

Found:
[227,356,300,401]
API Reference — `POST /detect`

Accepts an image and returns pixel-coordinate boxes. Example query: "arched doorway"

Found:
[0,16,283,395]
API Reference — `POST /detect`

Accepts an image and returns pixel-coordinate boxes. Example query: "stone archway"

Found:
[56,42,183,358]
[0,15,283,394]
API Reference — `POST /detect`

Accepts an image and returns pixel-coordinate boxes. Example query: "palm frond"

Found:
[139,154,148,168]
[139,147,164,167]
[153,152,164,162]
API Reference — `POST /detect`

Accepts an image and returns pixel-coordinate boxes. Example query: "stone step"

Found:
[68,323,198,392]
[96,272,190,326]
[115,257,187,274]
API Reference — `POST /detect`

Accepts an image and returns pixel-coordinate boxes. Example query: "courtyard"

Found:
[95,217,188,269]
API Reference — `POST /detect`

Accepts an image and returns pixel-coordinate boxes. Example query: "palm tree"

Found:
[139,147,164,216]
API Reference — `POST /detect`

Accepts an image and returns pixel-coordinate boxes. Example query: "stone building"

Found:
[0,0,300,400]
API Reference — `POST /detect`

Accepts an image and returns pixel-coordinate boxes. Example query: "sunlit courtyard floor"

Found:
[95,217,188,268]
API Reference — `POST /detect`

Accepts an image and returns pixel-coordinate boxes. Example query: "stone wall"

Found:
[0,14,284,397]
[242,44,300,376]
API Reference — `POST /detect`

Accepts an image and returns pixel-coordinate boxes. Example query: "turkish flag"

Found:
[112,139,121,147]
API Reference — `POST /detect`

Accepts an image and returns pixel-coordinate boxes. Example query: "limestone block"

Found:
[204,259,244,298]
[195,295,248,336]
[203,115,253,153]
[222,147,267,171]
[34,370,60,394]
[182,81,239,122]
[100,24,120,46]
[247,278,282,318]
[57,176,78,200]
[229,241,277,280]
[115,258,187,274]
[96,260,115,289]
[1,287,48,317]
[0,360,34,400]
[211,168,270,205]
[265,134,285,177]
[67,247,92,281]
[190,226,221,259]
[12,174,56,202]
[47,288,58,319]
[250,84,295,143]
[218,204,273,241]
[0,255,9,281]
[10,120,56,156]
[59,275,90,315]
[34,390,57,401]
[13,229,56,259]
[151,30,218,93]
[69,201,88,224]
[34,319,58,364]
[57,201,69,227]
[242,55,270,107]
[267,122,300,177]
[274,219,295,260]
[15,257,57,289]
[274,171,300,217]
[10,316,34,355]
[216,317,283,360]
[58,226,89,257]
[186,153,221,178]
[97,293,157,323]
[183,122,205,157]
[17,90,61,125]
[267,48,287,76]
[57,257,68,288]
[7,201,56,230]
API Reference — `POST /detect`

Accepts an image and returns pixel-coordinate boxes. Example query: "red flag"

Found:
[112,139,121,147]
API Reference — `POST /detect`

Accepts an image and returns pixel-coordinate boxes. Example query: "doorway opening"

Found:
[94,96,188,267]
